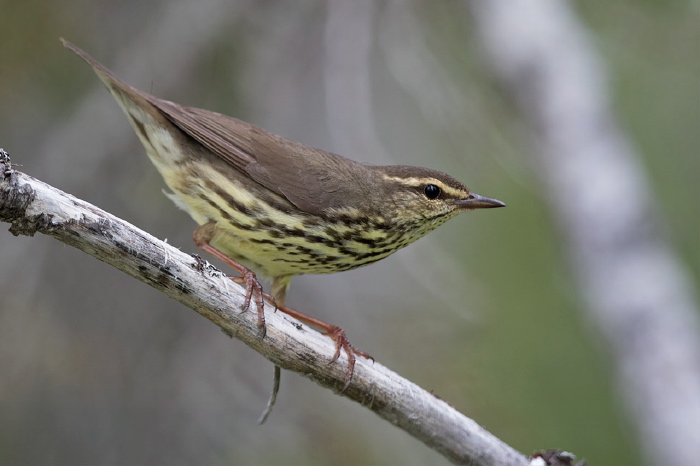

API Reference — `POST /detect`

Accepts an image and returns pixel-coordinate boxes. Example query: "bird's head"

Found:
[373,165,505,233]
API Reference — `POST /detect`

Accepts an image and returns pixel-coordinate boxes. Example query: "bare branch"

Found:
[0,150,529,466]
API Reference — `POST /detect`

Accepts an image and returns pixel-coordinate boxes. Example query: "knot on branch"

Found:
[0,149,51,237]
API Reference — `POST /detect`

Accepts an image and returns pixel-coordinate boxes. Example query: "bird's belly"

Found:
[208,221,401,278]
[209,230,335,277]
[162,164,414,278]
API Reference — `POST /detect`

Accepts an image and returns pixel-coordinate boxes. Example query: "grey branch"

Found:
[0,150,529,466]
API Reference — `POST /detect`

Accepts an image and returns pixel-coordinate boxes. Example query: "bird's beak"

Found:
[455,193,506,209]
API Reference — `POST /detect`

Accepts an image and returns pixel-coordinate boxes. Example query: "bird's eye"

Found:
[423,184,441,200]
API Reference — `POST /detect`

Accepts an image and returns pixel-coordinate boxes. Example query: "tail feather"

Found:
[61,38,187,168]
[61,38,156,111]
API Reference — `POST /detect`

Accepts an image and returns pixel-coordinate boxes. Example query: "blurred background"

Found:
[0,1,698,465]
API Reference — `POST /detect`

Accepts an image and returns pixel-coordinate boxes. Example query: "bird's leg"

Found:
[269,276,373,391]
[193,222,275,337]
[276,304,373,392]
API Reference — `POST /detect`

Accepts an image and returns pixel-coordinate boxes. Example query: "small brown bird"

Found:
[62,39,504,392]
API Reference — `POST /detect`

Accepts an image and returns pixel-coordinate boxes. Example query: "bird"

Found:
[62,38,505,395]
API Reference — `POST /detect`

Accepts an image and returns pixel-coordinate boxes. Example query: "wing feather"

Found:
[151,98,369,215]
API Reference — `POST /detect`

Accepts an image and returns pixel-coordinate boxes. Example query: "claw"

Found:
[230,271,270,338]
[323,326,373,392]
[276,304,373,391]
[194,234,273,339]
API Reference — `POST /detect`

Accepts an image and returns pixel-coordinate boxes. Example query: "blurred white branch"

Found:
[467,1,700,464]
[0,150,529,466]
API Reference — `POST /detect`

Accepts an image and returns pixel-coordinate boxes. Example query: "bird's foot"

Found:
[193,226,274,338]
[229,271,277,338]
[324,325,374,392]
[278,305,373,392]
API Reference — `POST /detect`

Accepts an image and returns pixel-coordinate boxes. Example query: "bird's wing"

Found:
[60,39,364,215]
[151,99,365,215]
